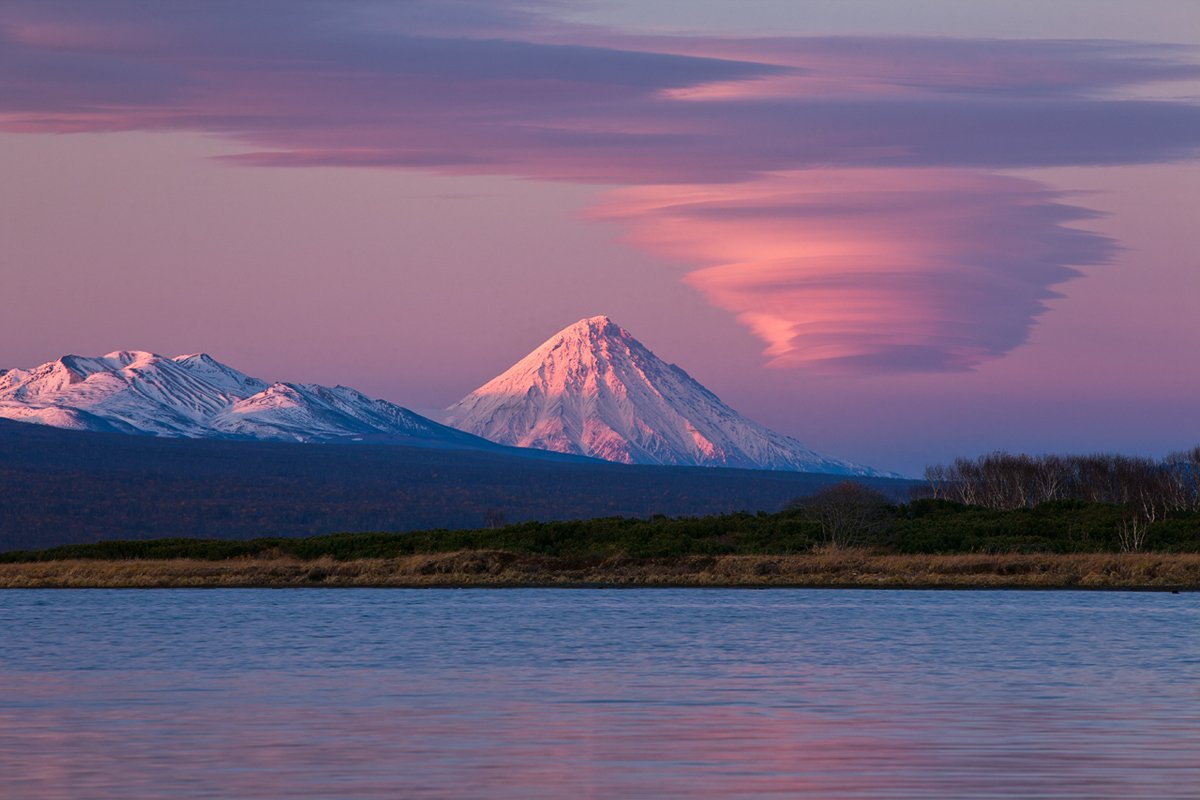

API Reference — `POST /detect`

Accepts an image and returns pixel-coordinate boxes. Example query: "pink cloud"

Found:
[596,170,1113,371]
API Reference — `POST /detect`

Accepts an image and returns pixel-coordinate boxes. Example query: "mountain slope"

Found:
[0,418,913,551]
[445,316,882,475]
[0,351,253,437]
[207,382,489,447]
[0,350,490,449]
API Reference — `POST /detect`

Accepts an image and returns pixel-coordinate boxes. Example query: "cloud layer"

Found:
[3,0,1198,370]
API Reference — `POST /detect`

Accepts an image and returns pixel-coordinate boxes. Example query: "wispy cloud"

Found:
[2,0,1197,371]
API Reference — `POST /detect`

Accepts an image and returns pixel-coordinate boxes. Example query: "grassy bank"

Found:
[4,499,1197,589]
[1,551,1198,589]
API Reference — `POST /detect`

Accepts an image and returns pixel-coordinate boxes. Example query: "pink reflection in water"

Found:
[3,667,1195,799]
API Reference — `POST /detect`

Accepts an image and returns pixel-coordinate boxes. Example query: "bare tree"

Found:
[1032,454,1066,503]
[1116,515,1150,553]
[921,463,949,500]
[921,447,1200,517]
[1164,446,1200,512]
[791,481,893,549]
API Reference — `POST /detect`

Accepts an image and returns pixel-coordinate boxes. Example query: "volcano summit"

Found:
[446,317,881,475]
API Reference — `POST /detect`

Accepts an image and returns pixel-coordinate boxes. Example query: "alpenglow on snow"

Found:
[0,350,489,448]
[444,316,882,475]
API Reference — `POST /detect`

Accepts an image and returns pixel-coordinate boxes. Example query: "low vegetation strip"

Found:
[4,488,1198,588]
[4,497,1198,565]
[1,552,1197,589]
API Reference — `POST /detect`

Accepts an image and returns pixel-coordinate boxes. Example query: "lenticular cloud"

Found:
[2,0,1197,372]
[597,170,1115,372]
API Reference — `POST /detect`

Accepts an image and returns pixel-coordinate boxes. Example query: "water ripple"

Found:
[1,589,1196,798]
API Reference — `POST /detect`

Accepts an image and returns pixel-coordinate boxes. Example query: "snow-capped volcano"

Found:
[0,350,485,447]
[445,316,881,475]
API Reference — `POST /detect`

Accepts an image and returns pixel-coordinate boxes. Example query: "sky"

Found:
[2,0,1199,475]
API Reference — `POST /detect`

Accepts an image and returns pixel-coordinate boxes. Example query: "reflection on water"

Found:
[1,589,1196,798]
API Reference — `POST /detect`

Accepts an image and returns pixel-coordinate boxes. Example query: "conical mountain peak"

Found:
[566,315,621,334]
[546,315,630,347]
[446,318,881,475]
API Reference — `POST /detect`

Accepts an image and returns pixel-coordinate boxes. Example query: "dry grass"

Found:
[1,550,1198,589]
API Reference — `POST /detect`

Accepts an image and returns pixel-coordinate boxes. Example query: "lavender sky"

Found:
[2,0,1199,475]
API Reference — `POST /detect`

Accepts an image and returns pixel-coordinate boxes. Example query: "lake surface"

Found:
[1,589,1196,799]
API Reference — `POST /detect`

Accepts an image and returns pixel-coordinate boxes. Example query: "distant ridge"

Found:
[0,418,914,551]
[0,350,492,449]
[446,316,884,475]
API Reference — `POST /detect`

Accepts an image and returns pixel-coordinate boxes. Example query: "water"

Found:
[1,589,1196,799]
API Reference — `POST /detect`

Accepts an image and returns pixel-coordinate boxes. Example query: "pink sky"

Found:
[2,0,1199,474]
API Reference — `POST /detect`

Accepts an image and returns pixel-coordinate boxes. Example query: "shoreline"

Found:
[2,551,1198,590]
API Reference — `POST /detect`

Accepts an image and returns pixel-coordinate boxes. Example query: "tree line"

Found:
[919,448,1200,551]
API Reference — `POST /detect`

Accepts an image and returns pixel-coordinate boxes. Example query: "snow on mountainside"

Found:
[172,353,268,397]
[208,382,476,444]
[0,350,483,447]
[445,316,884,475]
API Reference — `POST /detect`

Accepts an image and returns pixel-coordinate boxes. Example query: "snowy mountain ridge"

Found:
[0,350,483,447]
[4,327,885,475]
[445,316,884,475]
